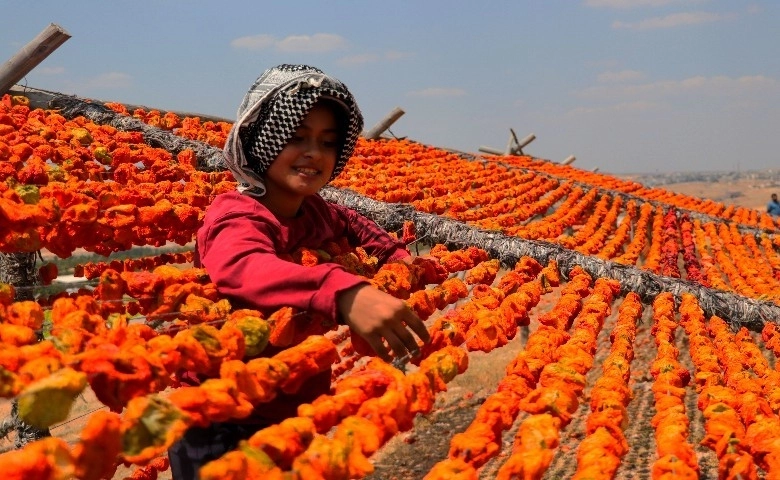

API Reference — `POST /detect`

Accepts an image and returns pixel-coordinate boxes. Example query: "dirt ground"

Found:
[646,178,779,212]
[366,288,726,480]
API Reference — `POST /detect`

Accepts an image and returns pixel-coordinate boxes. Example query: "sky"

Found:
[2,0,779,175]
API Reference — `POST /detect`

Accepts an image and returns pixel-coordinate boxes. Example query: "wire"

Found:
[48,405,108,430]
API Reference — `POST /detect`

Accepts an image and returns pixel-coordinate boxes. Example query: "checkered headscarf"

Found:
[223,64,363,197]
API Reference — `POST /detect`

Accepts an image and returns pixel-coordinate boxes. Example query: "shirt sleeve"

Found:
[330,203,411,263]
[198,206,366,321]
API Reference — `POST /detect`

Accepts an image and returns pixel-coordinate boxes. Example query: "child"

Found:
[168,64,430,479]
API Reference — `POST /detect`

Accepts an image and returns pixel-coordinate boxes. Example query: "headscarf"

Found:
[223,64,364,197]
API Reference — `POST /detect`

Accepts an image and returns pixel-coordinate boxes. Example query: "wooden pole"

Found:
[562,155,576,165]
[364,107,405,140]
[504,132,515,156]
[0,23,71,96]
[0,252,50,448]
[516,133,535,151]
[478,146,505,156]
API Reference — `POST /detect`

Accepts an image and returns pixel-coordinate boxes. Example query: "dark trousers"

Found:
[167,369,332,479]
[167,422,261,480]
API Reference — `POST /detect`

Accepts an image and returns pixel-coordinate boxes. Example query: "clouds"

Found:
[583,0,751,31]
[612,11,733,30]
[597,70,645,83]
[230,33,346,53]
[36,66,66,75]
[579,74,780,99]
[566,73,779,118]
[337,50,412,66]
[566,100,662,116]
[80,72,133,90]
[407,88,466,98]
[230,32,412,68]
[585,0,704,8]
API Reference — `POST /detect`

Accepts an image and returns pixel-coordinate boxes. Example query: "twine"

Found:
[321,186,780,331]
[48,95,227,172]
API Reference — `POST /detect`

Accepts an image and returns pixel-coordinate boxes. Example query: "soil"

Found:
[365,289,726,480]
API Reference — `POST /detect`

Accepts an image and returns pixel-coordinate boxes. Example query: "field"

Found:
[3,91,780,480]
[3,181,775,480]
[646,178,778,214]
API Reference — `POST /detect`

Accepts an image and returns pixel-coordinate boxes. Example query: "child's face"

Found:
[263,102,340,207]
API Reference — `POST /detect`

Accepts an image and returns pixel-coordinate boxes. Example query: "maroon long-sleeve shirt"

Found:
[185,191,409,424]
[196,190,409,320]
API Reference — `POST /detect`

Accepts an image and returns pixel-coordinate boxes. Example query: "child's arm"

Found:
[199,210,367,320]
[328,203,431,359]
[201,214,429,360]
[337,283,430,362]
[331,203,411,263]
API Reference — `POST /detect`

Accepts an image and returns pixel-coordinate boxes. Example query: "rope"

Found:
[457,150,780,239]
[0,401,50,449]
[320,186,780,331]
[47,95,227,172]
[41,92,778,240]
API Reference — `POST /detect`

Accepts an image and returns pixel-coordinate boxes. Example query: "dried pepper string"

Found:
[570,292,641,479]
[4,94,780,480]
[427,264,585,478]
[493,276,620,479]
[678,294,760,479]
[648,292,698,478]
[576,194,624,255]
[92,100,780,235]
[0,246,508,478]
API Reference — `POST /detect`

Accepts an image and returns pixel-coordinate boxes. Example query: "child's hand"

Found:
[338,284,430,362]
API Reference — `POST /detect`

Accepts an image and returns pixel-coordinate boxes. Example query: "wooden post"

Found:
[0,252,38,300]
[516,133,535,151]
[495,129,536,156]
[562,155,576,165]
[478,146,504,155]
[364,107,405,140]
[504,132,515,156]
[0,23,71,96]
[0,252,50,448]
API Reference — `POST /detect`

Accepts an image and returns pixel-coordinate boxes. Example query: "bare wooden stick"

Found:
[478,145,505,155]
[0,252,50,448]
[562,155,576,165]
[515,133,535,152]
[504,131,516,155]
[364,107,405,140]
[509,128,520,149]
[0,23,71,95]
[489,129,537,156]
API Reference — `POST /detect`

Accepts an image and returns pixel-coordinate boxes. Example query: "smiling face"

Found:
[259,100,343,217]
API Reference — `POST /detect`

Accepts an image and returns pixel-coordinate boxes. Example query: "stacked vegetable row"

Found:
[2,94,780,479]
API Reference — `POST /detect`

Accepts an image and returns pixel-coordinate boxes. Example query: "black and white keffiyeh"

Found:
[223,64,364,197]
